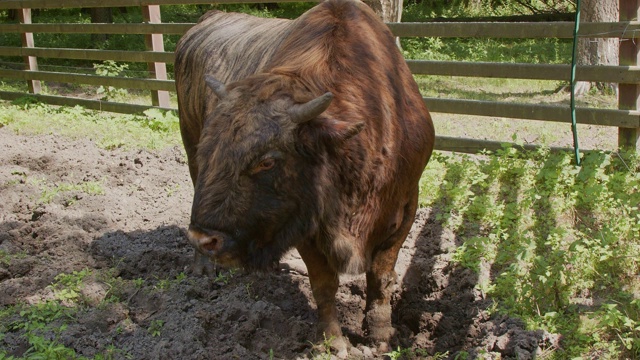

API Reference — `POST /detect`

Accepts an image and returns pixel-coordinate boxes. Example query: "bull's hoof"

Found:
[364,305,396,344]
[368,325,396,342]
[190,252,217,277]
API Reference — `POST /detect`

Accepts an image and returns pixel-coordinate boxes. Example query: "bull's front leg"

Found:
[364,253,399,349]
[364,197,418,349]
[191,250,217,277]
[296,242,348,357]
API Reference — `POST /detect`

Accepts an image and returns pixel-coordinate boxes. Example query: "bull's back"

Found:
[174,11,292,168]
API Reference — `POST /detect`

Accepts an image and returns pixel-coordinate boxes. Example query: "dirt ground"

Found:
[0,126,559,359]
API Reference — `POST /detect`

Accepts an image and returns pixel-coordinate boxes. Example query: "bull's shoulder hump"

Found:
[197,10,223,23]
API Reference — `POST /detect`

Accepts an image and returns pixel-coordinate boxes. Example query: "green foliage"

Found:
[402,36,570,64]
[147,320,164,337]
[93,61,129,101]
[403,0,575,19]
[384,346,437,359]
[213,269,237,285]
[419,148,640,358]
[0,268,133,360]
[38,179,104,205]
[141,109,179,133]
[3,301,78,360]
[153,272,187,292]
[0,102,182,150]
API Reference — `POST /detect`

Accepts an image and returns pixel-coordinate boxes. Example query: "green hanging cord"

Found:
[570,0,582,165]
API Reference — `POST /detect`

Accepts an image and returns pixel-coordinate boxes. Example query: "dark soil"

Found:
[0,127,557,359]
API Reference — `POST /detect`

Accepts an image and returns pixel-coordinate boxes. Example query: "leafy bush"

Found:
[420,147,640,358]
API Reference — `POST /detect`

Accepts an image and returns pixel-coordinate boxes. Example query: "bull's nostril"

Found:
[188,227,228,256]
[201,235,220,252]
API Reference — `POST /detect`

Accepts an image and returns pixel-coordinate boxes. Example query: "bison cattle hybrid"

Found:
[175,0,435,354]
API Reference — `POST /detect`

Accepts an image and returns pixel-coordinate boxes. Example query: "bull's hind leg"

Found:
[364,196,418,347]
[296,243,348,357]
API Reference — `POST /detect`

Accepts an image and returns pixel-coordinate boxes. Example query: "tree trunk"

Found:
[362,0,403,23]
[90,8,113,44]
[575,0,619,95]
[362,0,403,48]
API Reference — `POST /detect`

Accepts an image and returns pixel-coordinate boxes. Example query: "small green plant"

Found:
[141,109,179,133]
[306,333,337,360]
[132,277,145,288]
[5,300,79,360]
[593,300,640,357]
[453,351,469,360]
[154,272,187,291]
[0,250,26,266]
[148,319,164,337]
[38,179,104,205]
[214,269,236,285]
[385,346,437,360]
[93,60,129,101]
[165,183,181,197]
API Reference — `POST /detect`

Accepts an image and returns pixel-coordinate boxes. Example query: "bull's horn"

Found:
[288,92,334,124]
[204,75,227,99]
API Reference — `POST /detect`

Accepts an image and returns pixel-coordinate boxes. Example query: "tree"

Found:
[89,8,113,44]
[363,0,403,23]
[574,0,618,95]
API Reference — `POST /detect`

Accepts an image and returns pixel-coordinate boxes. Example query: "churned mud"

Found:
[0,127,557,359]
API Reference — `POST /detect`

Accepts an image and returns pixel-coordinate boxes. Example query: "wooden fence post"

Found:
[142,5,170,108]
[18,8,41,94]
[619,0,640,151]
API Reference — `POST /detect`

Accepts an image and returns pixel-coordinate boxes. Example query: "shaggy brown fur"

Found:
[175,0,435,354]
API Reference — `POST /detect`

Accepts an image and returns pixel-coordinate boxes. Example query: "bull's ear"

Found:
[204,75,227,99]
[298,118,365,151]
[318,118,365,143]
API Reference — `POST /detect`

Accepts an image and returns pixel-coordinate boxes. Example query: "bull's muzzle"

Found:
[187,225,230,258]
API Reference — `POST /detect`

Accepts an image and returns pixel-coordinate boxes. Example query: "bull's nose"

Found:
[187,226,228,255]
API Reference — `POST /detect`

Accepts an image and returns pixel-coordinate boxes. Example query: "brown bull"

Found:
[174,0,435,354]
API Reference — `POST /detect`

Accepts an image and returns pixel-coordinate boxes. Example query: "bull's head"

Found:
[186,74,364,270]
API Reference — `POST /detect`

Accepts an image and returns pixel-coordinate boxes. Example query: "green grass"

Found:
[0,100,181,151]
[419,147,640,359]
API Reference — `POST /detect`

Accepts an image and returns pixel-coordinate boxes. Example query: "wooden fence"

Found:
[0,0,639,153]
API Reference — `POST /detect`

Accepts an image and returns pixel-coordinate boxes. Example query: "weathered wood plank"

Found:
[0,47,175,63]
[424,97,640,128]
[142,4,170,107]
[389,21,640,39]
[434,135,595,154]
[619,0,640,151]
[3,21,640,39]
[0,90,174,114]
[0,69,176,91]
[0,0,319,9]
[5,48,638,83]
[408,60,640,83]
[17,8,41,94]
[0,23,193,35]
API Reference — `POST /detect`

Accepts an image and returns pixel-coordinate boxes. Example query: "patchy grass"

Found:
[0,101,181,151]
[419,147,640,359]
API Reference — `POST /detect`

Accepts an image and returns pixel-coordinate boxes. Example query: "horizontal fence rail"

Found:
[0,69,175,91]
[0,0,639,153]
[0,23,192,34]
[2,21,640,38]
[0,47,175,63]
[389,21,640,39]
[0,0,320,9]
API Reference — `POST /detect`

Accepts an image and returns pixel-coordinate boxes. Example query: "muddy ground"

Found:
[0,127,557,359]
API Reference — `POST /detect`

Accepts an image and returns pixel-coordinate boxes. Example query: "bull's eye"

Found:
[252,157,276,174]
